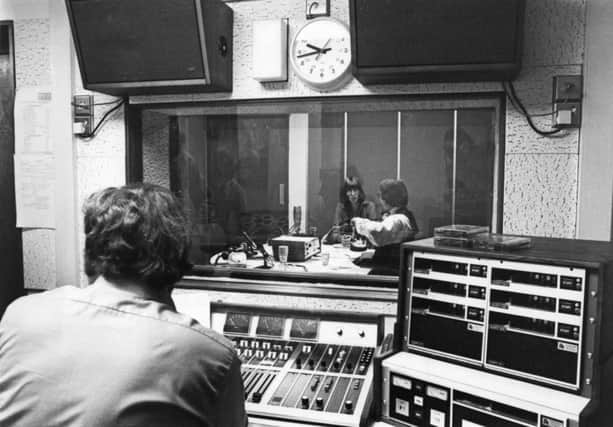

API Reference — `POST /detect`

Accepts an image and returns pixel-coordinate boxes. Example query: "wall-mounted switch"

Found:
[73,95,94,136]
[553,75,582,102]
[552,75,582,129]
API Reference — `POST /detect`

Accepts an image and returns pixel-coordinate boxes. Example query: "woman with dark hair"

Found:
[352,179,418,275]
[0,183,247,427]
[333,176,377,228]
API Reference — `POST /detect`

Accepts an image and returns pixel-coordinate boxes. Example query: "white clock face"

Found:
[290,18,352,90]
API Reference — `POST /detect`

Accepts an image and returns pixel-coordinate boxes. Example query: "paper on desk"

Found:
[14,86,53,153]
[14,153,56,229]
[173,291,211,328]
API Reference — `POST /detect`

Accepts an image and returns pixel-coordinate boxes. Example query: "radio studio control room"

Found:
[0,0,612,426]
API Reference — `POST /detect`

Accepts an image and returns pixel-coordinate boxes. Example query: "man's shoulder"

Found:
[158,312,236,357]
[4,287,76,315]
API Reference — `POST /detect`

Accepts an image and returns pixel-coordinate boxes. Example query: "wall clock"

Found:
[290,17,352,91]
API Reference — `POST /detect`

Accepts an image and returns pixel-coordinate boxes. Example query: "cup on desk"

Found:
[321,252,330,266]
[341,234,352,248]
[278,245,289,269]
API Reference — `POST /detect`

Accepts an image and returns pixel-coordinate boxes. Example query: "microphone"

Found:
[292,206,302,234]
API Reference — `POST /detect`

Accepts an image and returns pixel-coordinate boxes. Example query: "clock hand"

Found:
[297,48,331,58]
[316,38,331,60]
[306,43,324,52]
[297,50,321,58]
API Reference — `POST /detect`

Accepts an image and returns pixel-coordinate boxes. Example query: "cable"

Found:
[79,99,126,139]
[502,81,564,137]
[307,1,319,17]
[71,98,123,107]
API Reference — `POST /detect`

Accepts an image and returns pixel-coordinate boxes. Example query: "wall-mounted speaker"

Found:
[65,0,233,96]
[349,0,525,84]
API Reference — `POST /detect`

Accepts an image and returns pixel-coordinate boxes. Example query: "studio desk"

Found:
[211,243,373,276]
[196,242,400,293]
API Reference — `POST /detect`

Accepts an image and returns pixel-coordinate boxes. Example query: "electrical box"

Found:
[73,95,93,136]
[552,75,582,128]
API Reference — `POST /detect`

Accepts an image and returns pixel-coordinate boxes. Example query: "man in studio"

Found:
[0,183,247,426]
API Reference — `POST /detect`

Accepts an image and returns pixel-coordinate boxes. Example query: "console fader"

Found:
[211,303,382,427]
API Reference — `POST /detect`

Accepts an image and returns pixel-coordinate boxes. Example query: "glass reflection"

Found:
[141,97,501,279]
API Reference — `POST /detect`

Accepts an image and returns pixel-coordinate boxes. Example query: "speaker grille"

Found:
[70,0,205,84]
[354,0,521,68]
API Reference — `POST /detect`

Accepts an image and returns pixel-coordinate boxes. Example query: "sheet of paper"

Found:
[14,86,53,153]
[14,153,56,229]
[173,291,211,328]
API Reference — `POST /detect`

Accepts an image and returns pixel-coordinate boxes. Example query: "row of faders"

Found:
[211,303,383,427]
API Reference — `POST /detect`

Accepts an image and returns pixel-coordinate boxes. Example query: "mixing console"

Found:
[211,305,381,427]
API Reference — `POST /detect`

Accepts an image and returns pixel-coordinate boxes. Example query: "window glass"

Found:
[138,96,502,282]
[307,112,344,237]
[347,111,397,211]
[400,110,454,234]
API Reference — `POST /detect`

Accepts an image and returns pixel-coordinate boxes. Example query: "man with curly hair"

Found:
[0,183,247,427]
[352,179,419,276]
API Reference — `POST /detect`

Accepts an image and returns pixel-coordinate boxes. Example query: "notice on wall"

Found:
[14,153,56,229]
[14,86,53,154]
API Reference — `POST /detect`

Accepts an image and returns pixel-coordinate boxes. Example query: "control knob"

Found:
[333,358,341,370]
[316,397,324,410]
[301,396,310,409]
[344,400,354,414]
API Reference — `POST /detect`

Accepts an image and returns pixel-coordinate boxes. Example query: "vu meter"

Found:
[223,312,251,335]
[256,316,285,337]
[290,318,319,340]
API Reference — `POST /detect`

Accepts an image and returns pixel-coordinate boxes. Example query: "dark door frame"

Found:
[0,20,24,317]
